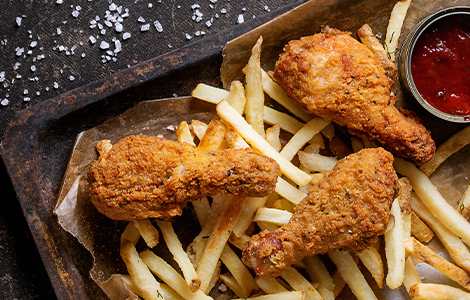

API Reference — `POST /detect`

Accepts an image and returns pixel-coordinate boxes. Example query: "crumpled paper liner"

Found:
[55,0,470,299]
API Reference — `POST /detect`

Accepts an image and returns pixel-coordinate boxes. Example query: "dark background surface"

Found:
[0,1,295,299]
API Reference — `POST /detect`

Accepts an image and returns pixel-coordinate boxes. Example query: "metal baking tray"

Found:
[0,2,306,299]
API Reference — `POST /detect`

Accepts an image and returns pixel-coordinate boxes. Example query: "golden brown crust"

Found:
[243,148,398,278]
[88,135,280,220]
[273,30,435,165]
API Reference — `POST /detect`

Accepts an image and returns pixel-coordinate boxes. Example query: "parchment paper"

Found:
[55,0,470,299]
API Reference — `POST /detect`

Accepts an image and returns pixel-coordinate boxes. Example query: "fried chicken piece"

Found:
[88,135,280,220]
[243,148,398,278]
[273,27,435,165]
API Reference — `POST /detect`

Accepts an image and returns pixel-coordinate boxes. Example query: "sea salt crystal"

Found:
[0,72,4,82]
[15,47,24,56]
[191,4,200,9]
[154,20,163,32]
[14,62,21,70]
[115,22,123,32]
[56,0,63,4]
[72,10,80,18]
[81,53,86,58]
[100,41,110,49]
[53,82,59,89]
[185,33,192,40]
[16,17,22,27]
[109,3,117,11]
[1,99,9,106]
[138,16,146,23]
[205,20,212,27]
[57,28,62,35]
[141,24,150,31]
[221,8,227,14]
[24,89,28,95]
[30,41,37,48]
[237,14,244,24]
[89,36,97,44]
[31,65,36,72]
[69,75,75,81]
[123,32,131,40]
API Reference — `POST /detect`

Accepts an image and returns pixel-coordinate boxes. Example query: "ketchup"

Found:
[411,14,470,116]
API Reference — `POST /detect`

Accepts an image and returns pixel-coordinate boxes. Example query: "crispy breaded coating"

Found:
[88,135,280,220]
[273,28,435,165]
[243,148,398,278]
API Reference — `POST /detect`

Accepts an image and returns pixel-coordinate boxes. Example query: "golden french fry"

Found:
[459,182,470,220]
[220,244,259,297]
[411,211,434,243]
[409,283,470,300]
[232,197,267,237]
[357,246,384,288]
[385,198,405,289]
[244,36,265,137]
[156,220,200,292]
[255,277,289,294]
[190,120,208,140]
[280,266,323,300]
[332,267,347,298]
[265,123,282,152]
[280,118,330,161]
[329,250,378,300]
[139,249,211,300]
[133,219,160,248]
[176,121,196,146]
[120,275,185,300]
[256,220,280,232]
[321,123,335,140]
[317,286,335,300]
[303,255,335,292]
[351,137,365,152]
[228,233,251,251]
[225,129,250,149]
[298,150,338,173]
[120,240,165,300]
[219,273,246,298]
[217,100,311,186]
[232,291,304,300]
[270,198,295,213]
[121,221,141,245]
[191,83,229,104]
[403,256,422,293]
[226,80,247,115]
[420,125,470,176]
[385,0,412,62]
[405,237,470,290]
[192,197,211,227]
[196,195,247,293]
[394,158,470,246]
[253,207,292,225]
[263,106,304,134]
[261,69,312,123]
[411,193,470,273]
[197,119,228,151]
[275,177,307,205]
[357,23,398,78]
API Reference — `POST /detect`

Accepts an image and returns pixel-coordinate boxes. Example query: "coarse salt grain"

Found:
[123,32,131,40]
[237,14,244,24]
[115,23,123,32]
[154,20,163,32]
[72,10,80,18]
[16,17,22,27]
[100,41,110,49]
[141,24,150,31]
[114,40,121,53]
[24,97,31,102]
[1,99,9,106]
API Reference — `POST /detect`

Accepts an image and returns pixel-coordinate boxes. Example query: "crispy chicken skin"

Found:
[243,148,398,278]
[273,28,435,165]
[87,135,280,221]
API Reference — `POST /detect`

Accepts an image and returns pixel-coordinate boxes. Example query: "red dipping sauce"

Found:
[411,14,470,116]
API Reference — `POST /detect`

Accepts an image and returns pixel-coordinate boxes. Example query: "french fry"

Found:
[232,197,267,237]
[228,233,251,250]
[420,125,470,176]
[351,137,365,152]
[261,69,312,123]
[121,221,141,245]
[120,240,165,300]
[403,256,422,293]
[405,237,470,290]
[256,220,280,232]
[298,150,338,173]
[244,36,265,137]
[263,106,304,134]
[280,266,323,300]
[317,286,335,300]
[156,220,201,292]
[394,158,470,246]
[255,277,289,294]
[176,121,196,146]
[217,100,311,186]
[191,83,229,104]
[219,273,246,298]
[321,123,335,140]
[410,211,434,243]
[253,207,292,225]
[411,193,470,273]
[274,177,307,205]
[225,129,250,149]
[332,267,347,298]
[357,246,384,288]
[197,119,228,151]
[280,118,330,161]
[220,244,259,297]
[190,120,208,140]
[132,219,160,248]
[192,197,211,227]
[459,182,470,220]
[120,275,185,300]
[270,198,295,213]
[265,123,282,152]
[385,198,405,289]
[232,291,304,300]
[329,250,378,300]
[398,177,413,241]
[196,195,247,293]
[139,249,211,300]
[226,80,247,115]
[409,283,470,300]
[385,0,412,62]
[303,255,335,292]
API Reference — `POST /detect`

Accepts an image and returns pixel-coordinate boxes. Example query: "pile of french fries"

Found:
[110,2,470,299]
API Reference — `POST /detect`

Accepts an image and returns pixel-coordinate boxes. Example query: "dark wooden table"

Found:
[0,1,295,299]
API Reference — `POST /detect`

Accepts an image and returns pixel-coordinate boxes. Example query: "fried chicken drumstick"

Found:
[243,148,398,278]
[273,27,435,165]
[88,135,280,220]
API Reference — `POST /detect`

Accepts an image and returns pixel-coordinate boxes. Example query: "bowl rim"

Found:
[399,6,470,123]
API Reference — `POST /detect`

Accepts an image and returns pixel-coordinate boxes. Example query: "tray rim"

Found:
[0,2,307,299]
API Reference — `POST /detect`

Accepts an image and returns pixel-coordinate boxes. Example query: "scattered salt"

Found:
[72,10,80,18]
[141,24,150,31]
[53,82,59,89]
[24,97,31,102]
[57,28,62,35]
[185,33,192,40]
[1,99,9,106]
[115,23,123,32]
[114,40,121,53]
[100,41,110,49]
[237,14,244,24]
[154,20,163,32]
[31,65,36,72]
[138,16,146,23]
[30,41,37,48]
[89,36,97,44]
[123,32,131,40]
[16,17,22,27]
[69,75,75,81]
[56,0,63,4]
